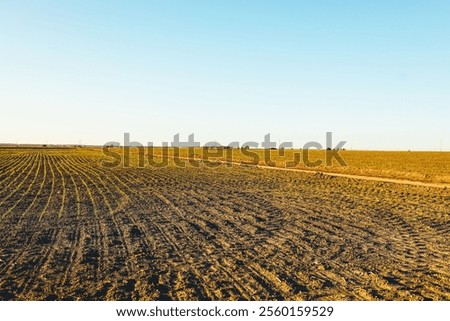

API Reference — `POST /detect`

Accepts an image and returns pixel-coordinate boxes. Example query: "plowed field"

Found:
[0,149,449,300]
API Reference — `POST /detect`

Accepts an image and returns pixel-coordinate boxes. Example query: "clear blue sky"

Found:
[1,0,449,150]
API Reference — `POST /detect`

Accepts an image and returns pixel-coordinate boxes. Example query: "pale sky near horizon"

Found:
[1,1,449,150]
